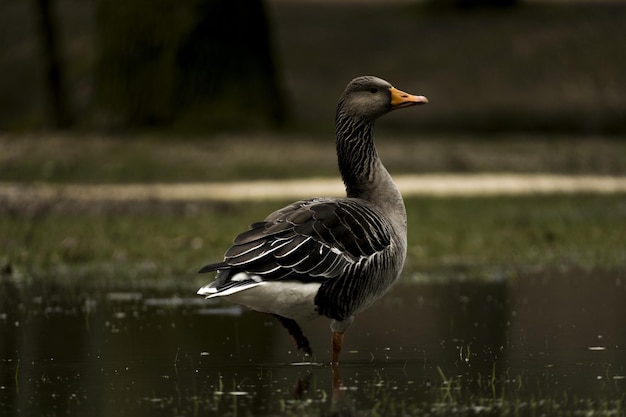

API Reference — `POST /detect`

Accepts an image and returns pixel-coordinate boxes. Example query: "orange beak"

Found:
[390,86,428,109]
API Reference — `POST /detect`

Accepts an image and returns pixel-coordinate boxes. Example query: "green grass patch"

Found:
[405,194,626,279]
[2,134,626,184]
[2,194,625,292]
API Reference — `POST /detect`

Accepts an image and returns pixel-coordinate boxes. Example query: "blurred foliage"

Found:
[0,0,285,131]
[94,0,190,127]
[1,0,626,133]
[427,0,520,9]
[94,0,286,130]
[270,1,626,135]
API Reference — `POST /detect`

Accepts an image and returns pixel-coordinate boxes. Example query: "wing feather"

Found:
[273,235,313,258]
[199,198,393,295]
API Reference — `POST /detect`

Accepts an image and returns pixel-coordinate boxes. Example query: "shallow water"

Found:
[1,270,625,416]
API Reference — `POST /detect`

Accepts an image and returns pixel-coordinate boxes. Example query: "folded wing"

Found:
[197,198,392,297]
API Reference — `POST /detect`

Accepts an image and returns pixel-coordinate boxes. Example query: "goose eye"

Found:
[369,87,379,94]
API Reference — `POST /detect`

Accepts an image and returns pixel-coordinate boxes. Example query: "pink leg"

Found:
[331,331,343,365]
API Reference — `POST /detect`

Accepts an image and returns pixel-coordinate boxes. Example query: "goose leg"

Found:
[332,361,343,393]
[331,331,344,365]
[329,317,353,365]
[271,314,312,355]
[331,331,345,391]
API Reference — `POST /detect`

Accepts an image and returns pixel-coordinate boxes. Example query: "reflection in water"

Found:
[1,270,625,416]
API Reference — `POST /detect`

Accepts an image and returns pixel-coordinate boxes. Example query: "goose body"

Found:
[198,76,428,363]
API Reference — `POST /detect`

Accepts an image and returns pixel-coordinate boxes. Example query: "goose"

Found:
[197,76,428,364]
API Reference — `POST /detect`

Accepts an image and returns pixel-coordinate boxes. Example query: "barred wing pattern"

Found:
[199,198,392,297]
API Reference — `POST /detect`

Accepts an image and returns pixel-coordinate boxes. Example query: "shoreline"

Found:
[3,174,626,203]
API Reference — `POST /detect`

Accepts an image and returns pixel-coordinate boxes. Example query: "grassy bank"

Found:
[2,133,626,183]
[3,134,625,292]
[2,194,625,292]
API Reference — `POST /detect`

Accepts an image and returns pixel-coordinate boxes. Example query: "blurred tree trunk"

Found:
[94,0,287,130]
[34,0,72,128]
[175,0,287,129]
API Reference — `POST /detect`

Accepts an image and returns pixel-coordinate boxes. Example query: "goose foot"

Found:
[271,314,313,355]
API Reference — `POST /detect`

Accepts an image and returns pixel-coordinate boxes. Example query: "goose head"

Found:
[337,76,428,122]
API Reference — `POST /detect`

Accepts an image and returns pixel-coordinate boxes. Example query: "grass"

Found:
[191,363,624,417]
[2,132,626,292]
[2,193,625,293]
[404,193,626,277]
[2,133,626,183]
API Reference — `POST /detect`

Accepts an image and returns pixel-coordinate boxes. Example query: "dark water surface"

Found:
[1,270,625,416]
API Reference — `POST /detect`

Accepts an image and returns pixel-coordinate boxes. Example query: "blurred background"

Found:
[2,0,625,135]
[2,4,626,415]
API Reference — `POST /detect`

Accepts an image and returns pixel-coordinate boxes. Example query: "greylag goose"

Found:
[197,76,428,364]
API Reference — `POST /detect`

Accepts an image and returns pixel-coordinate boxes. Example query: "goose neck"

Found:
[335,117,379,199]
[335,113,407,235]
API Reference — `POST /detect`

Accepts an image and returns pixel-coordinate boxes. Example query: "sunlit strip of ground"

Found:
[3,174,626,203]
